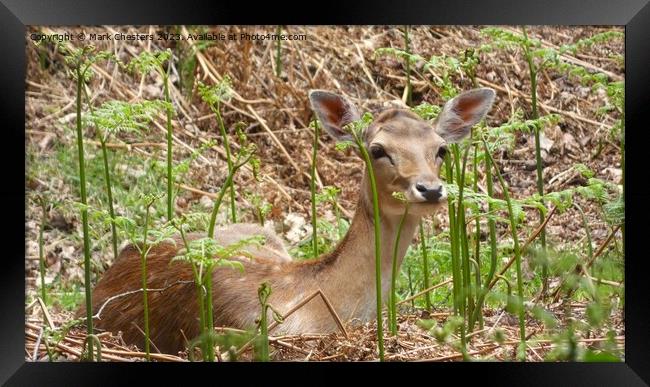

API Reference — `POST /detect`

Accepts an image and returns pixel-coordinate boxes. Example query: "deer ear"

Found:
[309,90,360,142]
[435,88,496,143]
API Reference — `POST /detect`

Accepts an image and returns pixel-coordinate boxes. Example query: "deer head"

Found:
[309,88,496,217]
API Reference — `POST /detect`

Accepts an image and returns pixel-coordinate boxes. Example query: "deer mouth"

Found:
[406,197,446,215]
[413,197,446,206]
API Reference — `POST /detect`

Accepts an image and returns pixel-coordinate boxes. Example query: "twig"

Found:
[501,26,623,81]
[415,345,499,361]
[129,322,162,354]
[32,326,44,361]
[26,329,187,362]
[551,224,621,302]
[585,274,621,287]
[33,100,75,126]
[182,26,272,105]
[397,279,453,306]
[59,329,186,361]
[477,77,611,130]
[87,140,166,150]
[37,297,55,330]
[246,105,303,175]
[266,288,348,338]
[231,288,349,359]
[465,327,491,339]
[320,353,345,361]
[176,183,218,199]
[26,329,115,361]
[89,280,193,321]
[268,334,329,342]
[25,298,39,313]
[352,42,387,100]
[586,225,621,269]
[527,342,544,361]
[487,206,558,290]
[272,339,311,356]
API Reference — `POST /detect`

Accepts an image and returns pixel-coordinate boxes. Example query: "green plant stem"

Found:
[83,335,102,362]
[140,204,152,361]
[403,25,412,106]
[257,285,270,361]
[258,311,269,361]
[310,120,319,257]
[573,203,598,302]
[619,111,625,255]
[407,266,415,309]
[203,265,215,361]
[207,174,234,238]
[334,201,343,240]
[418,221,432,310]
[99,139,119,261]
[574,203,594,261]
[445,155,461,317]
[275,26,282,77]
[178,227,207,354]
[38,44,47,70]
[175,27,185,95]
[214,101,237,223]
[495,274,513,296]
[472,144,483,329]
[469,141,499,331]
[451,145,465,318]
[353,133,384,362]
[80,83,118,262]
[257,208,265,226]
[75,65,94,361]
[390,203,409,335]
[162,69,174,222]
[457,145,473,321]
[445,150,468,360]
[203,151,253,360]
[207,153,253,238]
[43,333,54,362]
[38,201,47,304]
[454,144,470,360]
[483,139,526,360]
[522,26,548,296]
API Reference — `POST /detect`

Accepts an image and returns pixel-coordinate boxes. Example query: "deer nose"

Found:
[415,182,443,202]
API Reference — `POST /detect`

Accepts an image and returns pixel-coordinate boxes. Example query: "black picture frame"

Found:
[2,0,648,385]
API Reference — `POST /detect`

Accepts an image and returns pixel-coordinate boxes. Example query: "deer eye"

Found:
[437,146,448,160]
[370,145,387,159]
[370,145,393,164]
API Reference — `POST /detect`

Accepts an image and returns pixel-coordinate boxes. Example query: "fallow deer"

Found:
[81,88,496,354]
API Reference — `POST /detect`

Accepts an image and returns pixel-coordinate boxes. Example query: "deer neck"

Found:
[315,174,421,319]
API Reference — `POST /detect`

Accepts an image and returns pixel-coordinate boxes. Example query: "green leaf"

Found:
[127,49,172,75]
[197,76,233,106]
[84,100,170,138]
[586,302,606,327]
[411,102,441,121]
[583,349,621,362]
[342,112,374,137]
[335,140,355,152]
[416,318,436,331]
